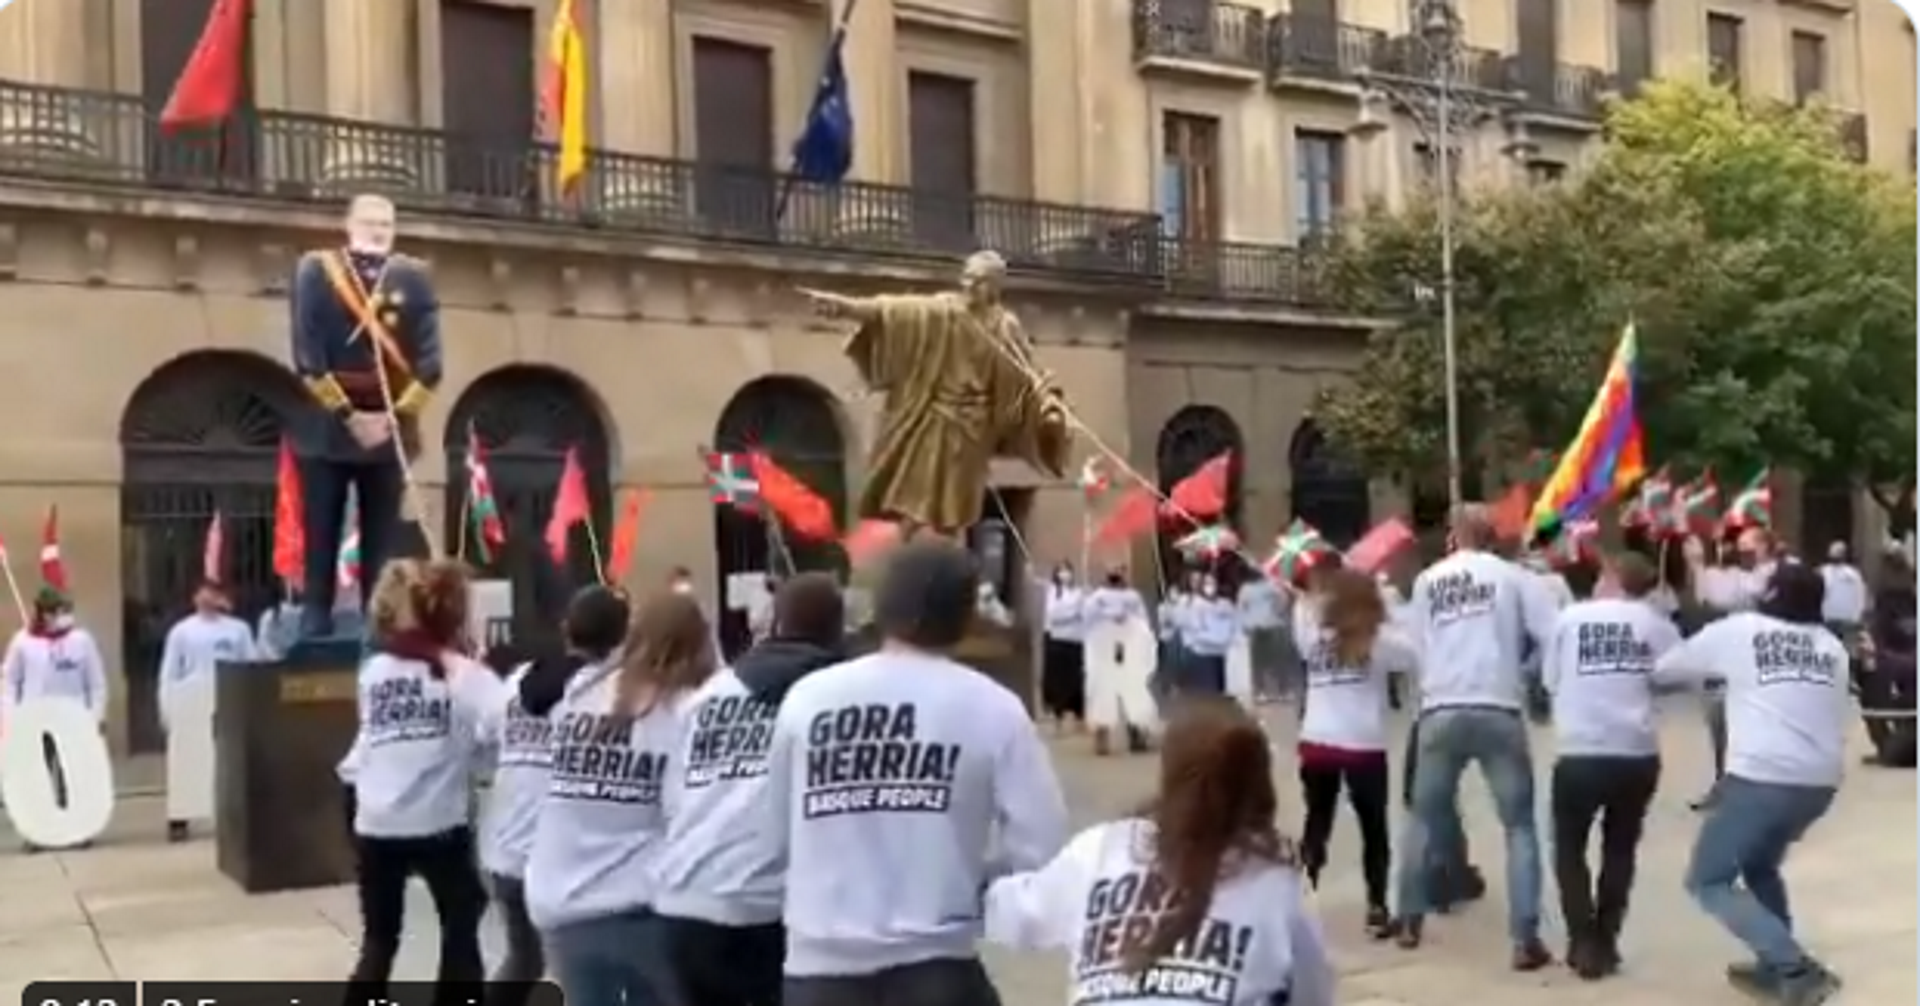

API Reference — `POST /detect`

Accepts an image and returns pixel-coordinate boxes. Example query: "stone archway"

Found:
[443,365,613,652]
[711,375,849,657]
[1288,418,1372,548]
[120,350,307,753]
[1154,405,1245,581]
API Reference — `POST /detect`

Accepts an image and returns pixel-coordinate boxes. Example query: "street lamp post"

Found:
[1349,0,1537,510]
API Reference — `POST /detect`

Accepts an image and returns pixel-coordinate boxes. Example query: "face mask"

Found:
[671,580,693,596]
[51,614,74,631]
[1201,582,1217,597]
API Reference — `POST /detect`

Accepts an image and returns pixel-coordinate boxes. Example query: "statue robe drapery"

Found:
[846,291,1071,533]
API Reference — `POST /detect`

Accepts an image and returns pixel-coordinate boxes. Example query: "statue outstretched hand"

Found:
[798,287,859,319]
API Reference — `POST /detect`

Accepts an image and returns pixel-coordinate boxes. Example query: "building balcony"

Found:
[1507,60,1611,124]
[1265,14,1385,90]
[1161,236,1333,307]
[1367,35,1510,95]
[1131,0,1268,77]
[0,78,1165,285]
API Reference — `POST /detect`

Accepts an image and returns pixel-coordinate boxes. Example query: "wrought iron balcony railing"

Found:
[1265,14,1384,85]
[1367,35,1511,94]
[1132,0,1267,72]
[1161,236,1332,307]
[1508,59,1611,120]
[0,79,1164,284]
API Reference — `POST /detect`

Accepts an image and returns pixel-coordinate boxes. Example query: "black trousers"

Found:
[346,826,488,993]
[657,914,784,1006]
[487,873,546,1006]
[785,957,1002,1006]
[300,454,403,624]
[1298,755,1392,909]
[1550,754,1660,948]
[1041,638,1086,719]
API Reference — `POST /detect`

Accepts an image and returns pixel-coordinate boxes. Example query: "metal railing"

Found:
[1509,60,1611,119]
[0,79,1166,283]
[1265,14,1384,83]
[1162,237,1333,306]
[1131,0,1268,70]
[1368,34,1510,94]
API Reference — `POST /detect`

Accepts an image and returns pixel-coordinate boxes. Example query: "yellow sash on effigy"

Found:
[317,250,415,382]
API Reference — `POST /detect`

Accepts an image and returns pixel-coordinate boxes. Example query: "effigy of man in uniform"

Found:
[288,194,443,639]
[801,249,1072,538]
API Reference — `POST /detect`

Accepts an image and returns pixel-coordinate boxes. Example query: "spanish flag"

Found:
[1529,322,1648,538]
[542,0,588,194]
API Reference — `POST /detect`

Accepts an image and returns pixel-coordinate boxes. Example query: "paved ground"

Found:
[0,705,1910,1005]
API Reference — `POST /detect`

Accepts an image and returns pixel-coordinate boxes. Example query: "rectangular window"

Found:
[1161,112,1220,241]
[1707,13,1743,91]
[1791,31,1827,104]
[1414,143,1461,194]
[907,71,978,251]
[1614,0,1654,94]
[691,37,776,231]
[1527,159,1567,184]
[1293,130,1346,241]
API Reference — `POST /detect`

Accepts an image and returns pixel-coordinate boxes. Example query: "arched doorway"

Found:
[120,350,307,753]
[444,366,612,656]
[1799,469,1856,560]
[1289,419,1372,548]
[712,376,848,657]
[1155,405,1245,583]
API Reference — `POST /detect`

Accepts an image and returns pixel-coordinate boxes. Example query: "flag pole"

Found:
[0,551,26,627]
[774,0,861,224]
[583,516,608,584]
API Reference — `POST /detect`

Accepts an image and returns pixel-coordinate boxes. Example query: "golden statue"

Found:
[801,250,1072,537]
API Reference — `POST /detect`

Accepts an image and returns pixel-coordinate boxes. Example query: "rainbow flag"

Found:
[1529,322,1647,537]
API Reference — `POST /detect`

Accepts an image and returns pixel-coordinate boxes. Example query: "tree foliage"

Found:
[1318,79,1916,500]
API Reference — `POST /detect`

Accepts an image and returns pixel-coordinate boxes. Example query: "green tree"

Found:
[1319,79,1916,505]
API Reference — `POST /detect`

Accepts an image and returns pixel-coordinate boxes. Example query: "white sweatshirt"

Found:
[1046,587,1087,642]
[1819,563,1867,624]
[524,661,693,929]
[3,628,109,723]
[478,665,553,879]
[653,669,786,926]
[1406,550,1558,712]
[157,613,255,728]
[1297,630,1417,752]
[1653,612,1851,787]
[985,819,1335,1006]
[770,650,1070,976]
[1541,599,1684,758]
[348,652,506,838]
[1084,587,1148,627]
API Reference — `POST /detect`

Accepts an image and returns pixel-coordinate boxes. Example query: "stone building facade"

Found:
[0,0,1906,748]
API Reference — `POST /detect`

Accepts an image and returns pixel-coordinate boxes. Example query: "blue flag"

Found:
[791,30,854,184]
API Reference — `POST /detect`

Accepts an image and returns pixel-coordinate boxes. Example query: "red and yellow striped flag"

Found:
[541,0,588,194]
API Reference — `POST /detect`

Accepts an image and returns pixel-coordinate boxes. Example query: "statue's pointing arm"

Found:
[291,252,349,415]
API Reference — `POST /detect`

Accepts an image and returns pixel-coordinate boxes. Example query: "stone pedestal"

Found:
[214,639,359,894]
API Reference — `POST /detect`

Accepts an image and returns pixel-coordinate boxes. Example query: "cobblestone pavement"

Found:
[0,706,1909,1005]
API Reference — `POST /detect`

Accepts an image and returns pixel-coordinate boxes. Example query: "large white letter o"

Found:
[2,699,114,848]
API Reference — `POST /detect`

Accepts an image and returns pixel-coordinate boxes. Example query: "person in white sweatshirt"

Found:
[4,585,109,848]
[655,573,848,1006]
[768,540,1069,1006]
[1818,541,1867,636]
[1079,567,1152,757]
[1296,569,1417,937]
[1653,563,1850,1006]
[1539,553,1683,980]
[157,578,255,842]
[1389,505,1558,968]
[525,590,716,1006]
[1041,562,1088,729]
[1178,573,1238,696]
[342,560,506,995]
[478,585,630,1006]
[984,694,1335,1006]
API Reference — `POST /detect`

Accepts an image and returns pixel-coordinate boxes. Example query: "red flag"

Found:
[1345,518,1415,575]
[545,446,592,564]
[1166,452,1232,520]
[843,520,904,566]
[602,488,651,584]
[203,510,225,585]
[1092,487,1160,546]
[272,438,305,583]
[750,453,836,541]
[39,506,66,592]
[160,0,253,132]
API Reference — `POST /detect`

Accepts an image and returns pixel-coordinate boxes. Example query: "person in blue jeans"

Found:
[1383,505,1557,970]
[1653,563,1851,1006]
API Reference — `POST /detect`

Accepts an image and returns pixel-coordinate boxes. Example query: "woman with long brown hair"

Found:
[343,559,505,996]
[524,590,717,1006]
[984,695,1334,1006]
[1296,568,1416,938]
